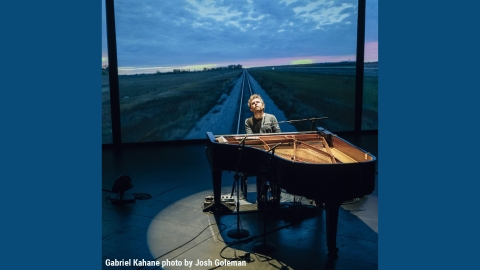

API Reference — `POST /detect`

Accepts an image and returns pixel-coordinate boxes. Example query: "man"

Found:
[244,94,281,210]
[245,94,281,134]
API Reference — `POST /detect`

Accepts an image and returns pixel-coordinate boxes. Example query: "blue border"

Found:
[3,1,100,269]
[4,1,478,269]
[379,2,479,269]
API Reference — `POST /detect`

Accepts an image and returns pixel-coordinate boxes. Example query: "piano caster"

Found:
[327,247,339,259]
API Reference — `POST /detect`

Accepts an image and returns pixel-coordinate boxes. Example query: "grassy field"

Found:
[247,68,378,131]
[102,70,242,142]
[102,64,378,143]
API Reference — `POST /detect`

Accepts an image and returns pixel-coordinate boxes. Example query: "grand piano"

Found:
[203,127,377,258]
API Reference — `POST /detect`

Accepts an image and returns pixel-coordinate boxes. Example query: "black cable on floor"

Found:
[137,222,227,270]
[215,215,326,268]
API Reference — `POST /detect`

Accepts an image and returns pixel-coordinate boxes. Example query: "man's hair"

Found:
[248,94,265,108]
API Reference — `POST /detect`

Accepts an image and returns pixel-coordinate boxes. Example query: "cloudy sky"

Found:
[102,0,378,75]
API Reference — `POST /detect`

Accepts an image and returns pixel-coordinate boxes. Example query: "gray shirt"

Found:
[245,113,281,134]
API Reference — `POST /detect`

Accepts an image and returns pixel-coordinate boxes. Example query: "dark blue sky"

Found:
[102,0,378,75]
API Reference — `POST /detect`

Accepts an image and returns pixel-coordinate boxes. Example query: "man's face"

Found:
[250,98,264,113]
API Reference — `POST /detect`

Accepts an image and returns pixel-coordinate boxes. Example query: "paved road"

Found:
[184,71,297,140]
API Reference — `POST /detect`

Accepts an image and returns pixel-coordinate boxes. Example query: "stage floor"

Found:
[102,134,378,270]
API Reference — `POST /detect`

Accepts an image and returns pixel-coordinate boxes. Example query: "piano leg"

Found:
[270,182,281,207]
[256,177,265,210]
[203,169,234,213]
[325,201,341,259]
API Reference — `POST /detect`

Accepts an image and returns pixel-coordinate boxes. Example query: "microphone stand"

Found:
[253,145,278,253]
[275,117,328,131]
[227,134,250,239]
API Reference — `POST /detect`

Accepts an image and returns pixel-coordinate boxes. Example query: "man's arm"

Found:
[272,116,281,133]
[269,115,281,133]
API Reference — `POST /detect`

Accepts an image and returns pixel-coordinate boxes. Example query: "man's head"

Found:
[248,94,265,114]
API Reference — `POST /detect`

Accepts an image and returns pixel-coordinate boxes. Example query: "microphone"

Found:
[239,133,248,146]
[271,117,329,124]
[282,117,328,124]
[267,143,282,153]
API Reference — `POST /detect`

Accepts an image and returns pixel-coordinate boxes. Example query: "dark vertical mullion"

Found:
[105,0,121,146]
[355,0,366,134]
